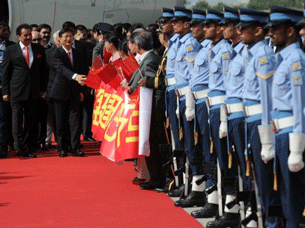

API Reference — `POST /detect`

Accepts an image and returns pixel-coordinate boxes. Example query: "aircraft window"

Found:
[0,0,9,23]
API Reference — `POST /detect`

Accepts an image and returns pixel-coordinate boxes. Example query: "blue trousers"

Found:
[275,131,305,228]
[195,100,216,188]
[247,120,281,228]
[210,108,238,194]
[227,117,252,191]
[179,98,203,175]
[166,89,183,150]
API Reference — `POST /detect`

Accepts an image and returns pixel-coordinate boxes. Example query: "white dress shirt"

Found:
[19,42,33,68]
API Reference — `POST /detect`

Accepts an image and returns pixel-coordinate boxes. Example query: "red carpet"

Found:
[0,142,203,228]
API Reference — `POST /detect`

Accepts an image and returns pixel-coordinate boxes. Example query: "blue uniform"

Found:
[165,34,183,151]
[225,42,252,191]
[243,40,281,228]
[175,32,202,174]
[207,39,239,194]
[271,42,305,227]
[189,39,216,185]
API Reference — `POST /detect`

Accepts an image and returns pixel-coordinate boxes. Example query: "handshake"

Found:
[75,75,87,86]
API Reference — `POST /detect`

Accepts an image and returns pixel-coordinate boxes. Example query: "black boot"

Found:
[168,185,184,197]
[174,191,205,208]
[191,203,218,218]
[206,213,240,228]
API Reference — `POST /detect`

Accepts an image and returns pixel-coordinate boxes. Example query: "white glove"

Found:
[185,92,195,121]
[258,125,274,164]
[288,133,305,172]
[219,104,227,138]
[175,97,179,119]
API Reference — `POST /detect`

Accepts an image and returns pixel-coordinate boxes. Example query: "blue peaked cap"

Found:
[160,8,174,23]
[220,6,239,24]
[189,9,206,25]
[172,6,192,21]
[205,8,224,24]
[266,6,303,27]
[236,9,269,28]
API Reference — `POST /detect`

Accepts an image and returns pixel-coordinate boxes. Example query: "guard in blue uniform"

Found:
[192,8,237,220]
[205,6,251,228]
[267,7,305,227]
[160,8,184,197]
[170,7,204,208]
[237,9,282,228]
[176,8,212,208]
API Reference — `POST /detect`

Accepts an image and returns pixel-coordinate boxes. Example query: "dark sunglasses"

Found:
[32,38,42,41]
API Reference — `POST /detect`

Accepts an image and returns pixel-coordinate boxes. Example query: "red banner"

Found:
[92,85,140,162]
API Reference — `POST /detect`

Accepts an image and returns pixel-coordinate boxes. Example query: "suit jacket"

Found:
[0,40,15,85]
[2,42,47,102]
[49,46,85,101]
[146,50,167,122]
[92,41,104,64]
[128,51,161,92]
[45,45,57,99]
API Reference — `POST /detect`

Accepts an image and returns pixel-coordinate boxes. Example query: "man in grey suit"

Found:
[126,31,167,189]
[127,31,161,94]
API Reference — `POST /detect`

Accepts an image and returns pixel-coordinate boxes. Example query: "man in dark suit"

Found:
[63,22,97,141]
[49,28,86,157]
[0,21,15,157]
[2,23,47,157]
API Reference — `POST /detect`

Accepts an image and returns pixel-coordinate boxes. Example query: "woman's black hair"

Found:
[118,38,129,56]
[104,31,120,50]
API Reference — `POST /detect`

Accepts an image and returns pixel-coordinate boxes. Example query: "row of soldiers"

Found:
[158,5,305,228]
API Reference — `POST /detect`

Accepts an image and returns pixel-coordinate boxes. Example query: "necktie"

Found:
[25,46,30,67]
[68,51,73,66]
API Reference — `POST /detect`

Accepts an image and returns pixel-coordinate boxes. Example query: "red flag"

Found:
[119,55,140,82]
[85,68,102,90]
[97,64,122,90]
[92,55,104,69]
[103,47,111,64]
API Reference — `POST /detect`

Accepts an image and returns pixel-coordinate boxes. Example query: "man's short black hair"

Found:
[16,24,32,36]
[75,24,87,32]
[0,21,8,28]
[38,23,51,32]
[58,28,74,37]
[62,21,76,30]
[30,24,38,28]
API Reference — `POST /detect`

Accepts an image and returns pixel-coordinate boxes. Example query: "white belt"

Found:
[271,116,294,133]
[244,104,262,117]
[176,86,189,97]
[192,89,210,100]
[207,96,225,107]
[165,77,176,86]
[225,103,244,114]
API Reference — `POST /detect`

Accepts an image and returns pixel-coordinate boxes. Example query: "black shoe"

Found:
[174,191,206,208]
[168,185,184,197]
[132,177,146,185]
[39,143,48,151]
[191,203,218,218]
[0,152,7,158]
[72,149,84,157]
[140,181,164,190]
[8,145,15,151]
[83,136,96,141]
[45,143,56,149]
[24,153,37,158]
[206,213,240,228]
[15,150,24,157]
[60,150,67,157]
